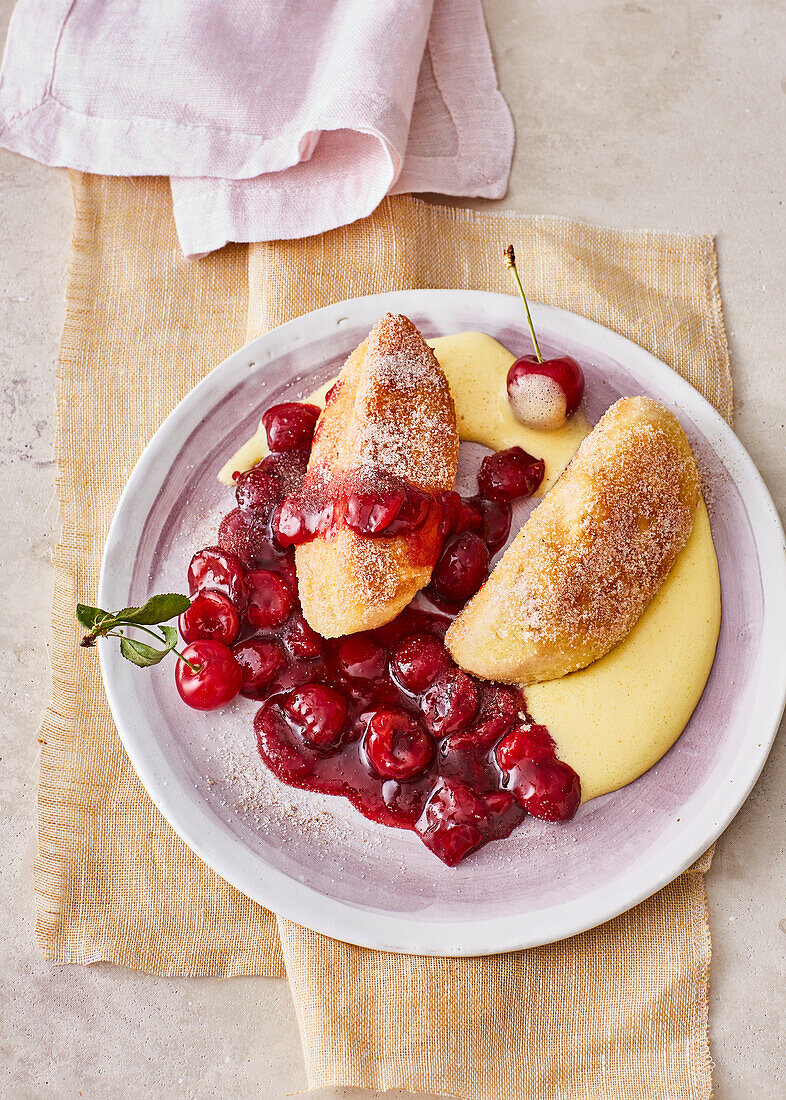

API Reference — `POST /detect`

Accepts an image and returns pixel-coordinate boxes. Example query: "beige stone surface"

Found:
[1,1,784,1097]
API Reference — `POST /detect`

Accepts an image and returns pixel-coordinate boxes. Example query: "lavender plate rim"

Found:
[98,289,786,956]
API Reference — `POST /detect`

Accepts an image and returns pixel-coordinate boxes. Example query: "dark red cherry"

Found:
[335,634,387,680]
[477,447,544,503]
[381,779,430,824]
[218,508,276,569]
[235,465,284,515]
[188,546,247,609]
[390,633,451,694]
[506,354,584,431]
[440,723,501,756]
[174,640,242,710]
[276,552,298,591]
[474,684,523,740]
[483,790,519,819]
[346,487,405,535]
[431,533,490,603]
[179,590,240,645]
[508,757,581,821]
[495,725,580,820]
[273,495,332,548]
[255,704,314,782]
[284,683,349,752]
[262,402,321,453]
[434,491,465,541]
[233,638,285,698]
[258,450,309,495]
[415,779,490,866]
[495,724,555,772]
[385,487,432,536]
[472,496,512,555]
[421,668,479,738]
[364,708,435,781]
[245,569,294,629]
[283,614,324,659]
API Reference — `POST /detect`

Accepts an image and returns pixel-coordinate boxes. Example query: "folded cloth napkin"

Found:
[0,0,513,255]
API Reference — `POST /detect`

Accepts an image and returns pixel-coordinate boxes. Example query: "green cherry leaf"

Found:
[117,593,191,626]
[118,624,179,668]
[119,635,169,668]
[76,603,113,631]
[158,624,179,651]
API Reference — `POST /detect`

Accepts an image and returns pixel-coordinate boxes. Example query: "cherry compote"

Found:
[178,400,581,863]
[262,401,320,453]
[477,446,544,503]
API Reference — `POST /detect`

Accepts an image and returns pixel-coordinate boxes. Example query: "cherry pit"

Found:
[175,398,580,864]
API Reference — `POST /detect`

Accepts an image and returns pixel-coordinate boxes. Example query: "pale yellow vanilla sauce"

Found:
[221,331,722,801]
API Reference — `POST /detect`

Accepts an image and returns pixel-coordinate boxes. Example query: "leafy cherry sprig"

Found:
[77,593,194,669]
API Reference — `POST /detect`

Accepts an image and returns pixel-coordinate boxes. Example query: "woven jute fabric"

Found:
[38,172,732,1098]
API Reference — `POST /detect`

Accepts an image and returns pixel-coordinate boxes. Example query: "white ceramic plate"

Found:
[98,290,786,956]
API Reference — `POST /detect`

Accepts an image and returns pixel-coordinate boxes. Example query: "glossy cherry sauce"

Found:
[182,402,580,865]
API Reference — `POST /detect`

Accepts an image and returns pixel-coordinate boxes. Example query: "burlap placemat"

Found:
[38,172,731,1098]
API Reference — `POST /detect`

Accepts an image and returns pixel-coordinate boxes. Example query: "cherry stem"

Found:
[504,245,543,363]
[175,652,202,675]
[110,624,202,674]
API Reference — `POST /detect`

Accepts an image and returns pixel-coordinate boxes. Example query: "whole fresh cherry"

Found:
[507,355,584,431]
[174,640,242,710]
[179,589,240,645]
[262,402,321,453]
[503,245,585,430]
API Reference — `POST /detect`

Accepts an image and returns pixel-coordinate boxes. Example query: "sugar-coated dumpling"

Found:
[294,313,459,637]
[446,397,700,684]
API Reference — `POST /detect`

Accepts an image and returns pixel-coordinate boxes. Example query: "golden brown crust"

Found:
[446,396,700,684]
[296,314,459,637]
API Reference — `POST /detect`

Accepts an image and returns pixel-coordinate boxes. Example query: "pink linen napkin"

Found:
[0,0,513,256]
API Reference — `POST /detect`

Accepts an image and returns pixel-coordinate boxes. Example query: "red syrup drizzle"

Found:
[185,402,580,866]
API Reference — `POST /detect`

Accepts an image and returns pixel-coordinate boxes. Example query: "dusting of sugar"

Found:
[358,313,458,491]
[507,419,697,648]
[452,396,701,680]
[295,314,460,627]
[202,722,361,850]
